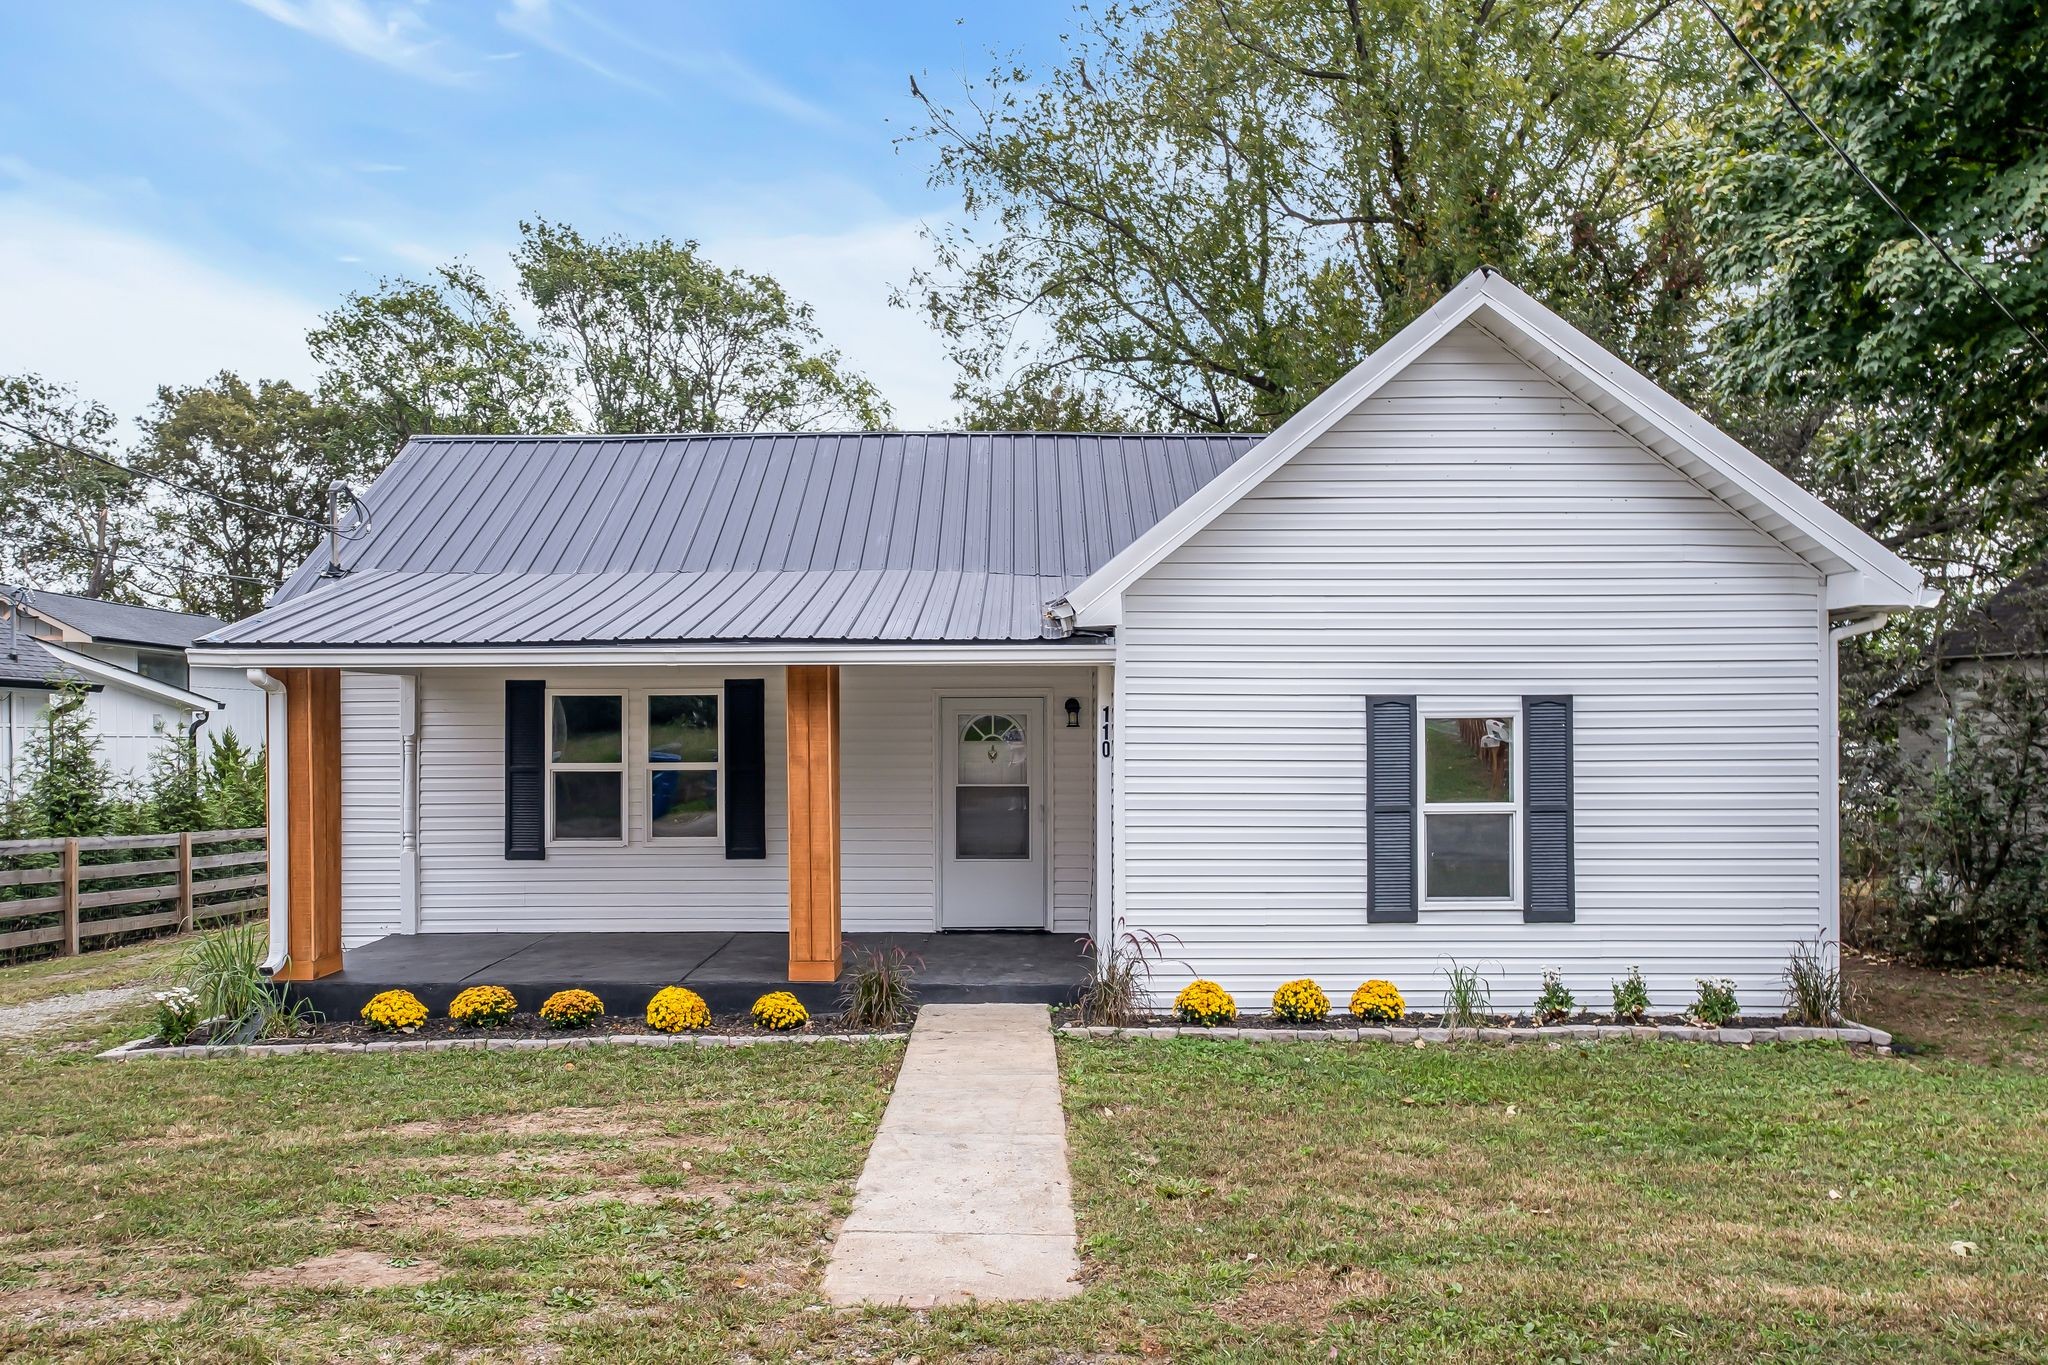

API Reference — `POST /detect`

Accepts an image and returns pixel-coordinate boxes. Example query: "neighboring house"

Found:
[2,587,266,788]
[1899,566,2048,769]
[190,271,1933,1011]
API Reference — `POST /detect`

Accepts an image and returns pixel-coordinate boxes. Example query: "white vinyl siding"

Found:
[340,671,403,947]
[1115,321,1828,1012]
[335,663,1095,938]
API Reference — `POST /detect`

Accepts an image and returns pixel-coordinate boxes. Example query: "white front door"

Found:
[938,698,1047,929]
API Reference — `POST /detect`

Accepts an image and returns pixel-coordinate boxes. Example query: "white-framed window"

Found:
[547,691,626,844]
[1418,704,1521,907]
[645,690,721,842]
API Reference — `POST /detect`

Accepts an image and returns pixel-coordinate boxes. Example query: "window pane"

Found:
[956,787,1029,859]
[1424,716,1514,803]
[650,769,718,839]
[649,694,718,763]
[959,713,1028,785]
[552,695,622,764]
[137,652,189,690]
[1426,813,1512,899]
[554,771,621,840]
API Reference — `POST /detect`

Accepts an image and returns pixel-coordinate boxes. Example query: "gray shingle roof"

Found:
[6,586,224,650]
[209,431,1256,647]
[0,630,86,689]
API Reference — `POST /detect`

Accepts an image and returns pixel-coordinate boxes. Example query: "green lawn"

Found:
[1,986,2044,1361]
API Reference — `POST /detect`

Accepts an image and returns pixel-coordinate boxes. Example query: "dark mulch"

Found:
[1053,1006,1773,1031]
[148,1007,918,1049]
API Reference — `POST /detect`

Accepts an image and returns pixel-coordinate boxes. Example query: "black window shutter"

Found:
[724,678,767,859]
[1366,695,1418,923]
[505,680,545,860]
[1523,695,1575,922]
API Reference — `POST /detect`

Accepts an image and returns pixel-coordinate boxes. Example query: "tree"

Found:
[905,0,1723,430]
[16,679,117,837]
[307,263,573,459]
[1695,0,2048,564]
[199,728,267,831]
[137,374,366,620]
[955,377,1134,432]
[513,218,890,432]
[0,374,143,598]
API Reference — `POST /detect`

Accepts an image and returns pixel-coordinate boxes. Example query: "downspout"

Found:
[248,669,290,976]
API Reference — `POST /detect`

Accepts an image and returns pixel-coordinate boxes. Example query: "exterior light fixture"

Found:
[1064,697,1082,728]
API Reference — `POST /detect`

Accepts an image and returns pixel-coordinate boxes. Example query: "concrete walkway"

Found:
[822,1004,1081,1306]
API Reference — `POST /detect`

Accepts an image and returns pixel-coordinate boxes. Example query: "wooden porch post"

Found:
[785,665,842,982]
[272,667,343,981]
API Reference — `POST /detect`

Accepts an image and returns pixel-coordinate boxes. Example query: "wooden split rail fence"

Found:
[0,828,268,957]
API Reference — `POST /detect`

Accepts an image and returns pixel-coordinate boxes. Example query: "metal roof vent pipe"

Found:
[5,585,28,661]
[319,481,372,580]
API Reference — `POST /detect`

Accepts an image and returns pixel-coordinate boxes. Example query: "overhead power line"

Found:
[1697,0,2048,364]
[0,414,354,535]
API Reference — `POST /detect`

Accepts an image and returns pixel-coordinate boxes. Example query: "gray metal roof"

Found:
[7,586,224,650]
[209,431,1256,647]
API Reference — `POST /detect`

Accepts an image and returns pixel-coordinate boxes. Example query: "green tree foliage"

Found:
[15,679,118,837]
[1696,0,2048,561]
[906,0,1723,429]
[514,218,890,432]
[307,263,574,458]
[0,374,143,599]
[137,374,370,620]
[955,377,1135,432]
[144,731,206,833]
[199,729,267,831]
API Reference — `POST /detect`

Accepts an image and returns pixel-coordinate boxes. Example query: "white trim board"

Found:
[41,641,223,712]
[187,642,1116,669]
[1054,270,1934,628]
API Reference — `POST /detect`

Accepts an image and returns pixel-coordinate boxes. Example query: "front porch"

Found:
[291,930,1091,1017]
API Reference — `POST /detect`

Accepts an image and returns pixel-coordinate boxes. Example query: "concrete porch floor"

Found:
[289,930,1091,1018]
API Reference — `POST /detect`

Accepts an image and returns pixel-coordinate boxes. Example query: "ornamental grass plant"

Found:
[838,945,920,1029]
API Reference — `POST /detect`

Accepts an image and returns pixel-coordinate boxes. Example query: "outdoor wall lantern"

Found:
[1064,697,1082,728]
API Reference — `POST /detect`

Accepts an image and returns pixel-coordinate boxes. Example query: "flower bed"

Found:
[1053,1008,1890,1051]
[111,1005,917,1055]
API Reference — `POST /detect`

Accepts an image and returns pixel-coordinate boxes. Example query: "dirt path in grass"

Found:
[0,986,145,1039]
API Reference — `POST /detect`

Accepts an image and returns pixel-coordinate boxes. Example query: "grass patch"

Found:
[1847,955,2048,1068]
[2,968,2046,1360]
[0,937,184,1010]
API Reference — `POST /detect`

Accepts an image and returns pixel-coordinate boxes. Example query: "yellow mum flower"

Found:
[1271,978,1330,1024]
[361,989,428,1032]
[449,984,519,1028]
[1349,979,1406,1024]
[750,991,809,1031]
[647,985,711,1033]
[1173,979,1236,1026]
[538,988,604,1029]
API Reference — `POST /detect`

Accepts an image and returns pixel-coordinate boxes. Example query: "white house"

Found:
[188,272,1932,1016]
[2,588,265,789]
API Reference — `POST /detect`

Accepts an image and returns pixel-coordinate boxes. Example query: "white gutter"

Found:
[247,669,290,976]
[187,641,1116,669]
[1829,612,1890,645]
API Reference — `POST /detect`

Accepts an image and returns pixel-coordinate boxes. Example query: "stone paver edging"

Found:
[98,1030,906,1061]
[1060,1020,1891,1053]
[822,1003,1081,1307]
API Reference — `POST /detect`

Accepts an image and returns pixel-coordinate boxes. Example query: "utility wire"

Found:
[0,414,366,536]
[1698,0,2048,364]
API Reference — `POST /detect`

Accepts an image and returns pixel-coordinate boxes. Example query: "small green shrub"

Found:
[1689,977,1740,1027]
[1611,966,1651,1024]
[151,987,201,1045]
[1532,966,1576,1025]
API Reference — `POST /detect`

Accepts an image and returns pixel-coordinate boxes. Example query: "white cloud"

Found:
[702,217,957,427]
[236,0,474,84]
[0,202,319,425]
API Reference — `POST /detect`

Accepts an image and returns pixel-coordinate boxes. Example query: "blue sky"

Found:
[0,0,1076,429]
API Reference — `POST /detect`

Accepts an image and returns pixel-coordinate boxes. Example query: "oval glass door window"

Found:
[956,713,1029,858]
